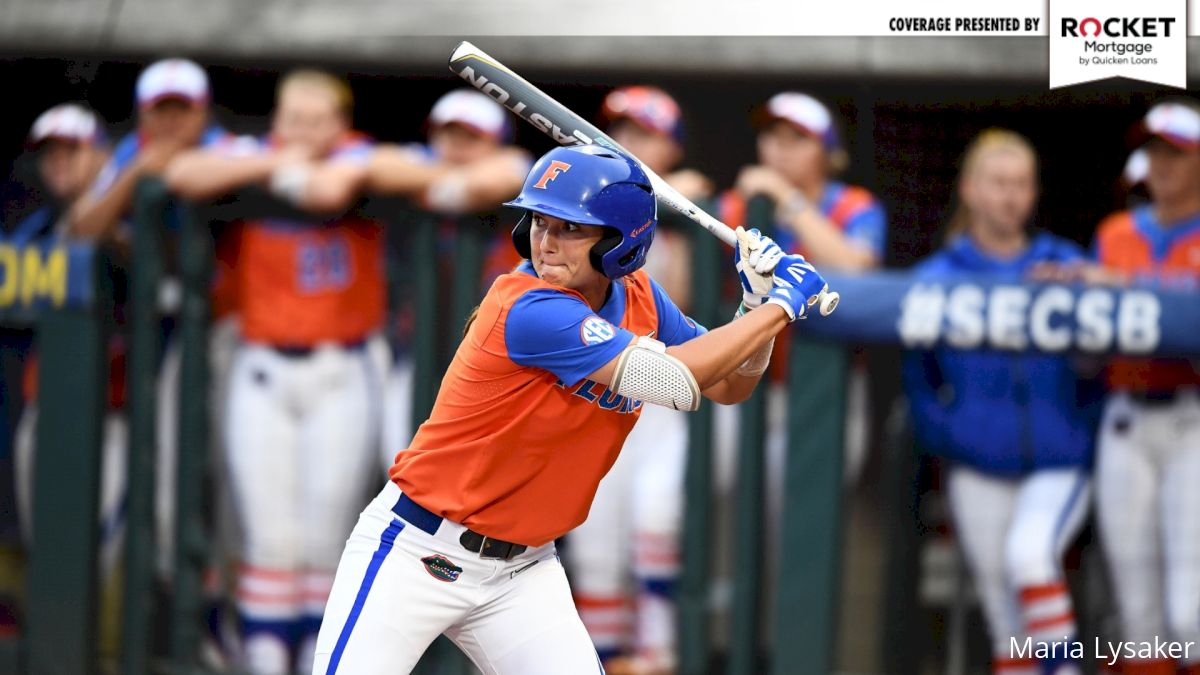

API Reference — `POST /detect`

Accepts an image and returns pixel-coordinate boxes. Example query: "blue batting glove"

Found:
[764,254,827,321]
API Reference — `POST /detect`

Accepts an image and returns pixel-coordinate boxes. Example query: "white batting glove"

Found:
[734,226,785,309]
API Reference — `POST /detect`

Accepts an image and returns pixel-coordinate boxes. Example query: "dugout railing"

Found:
[0,239,116,675]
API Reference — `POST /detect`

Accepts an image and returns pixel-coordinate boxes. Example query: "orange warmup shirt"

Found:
[1094,206,1200,392]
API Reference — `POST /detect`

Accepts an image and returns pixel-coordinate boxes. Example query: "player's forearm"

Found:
[702,370,763,405]
[68,171,140,240]
[458,153,527,211]
[165,152,279,202]
[784,211,878,272]
[299,161,368,214]
[365,146,449,197]
[667,303,788,390]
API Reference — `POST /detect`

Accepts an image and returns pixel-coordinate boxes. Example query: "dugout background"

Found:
[0,40,1187,674]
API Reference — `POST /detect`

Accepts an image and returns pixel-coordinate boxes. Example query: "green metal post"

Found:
[169,199,213,673]
[122,178,168,675]
[881,427,923,675]
[409,214,439,428]
[727,384,767,675]
[771,341,847,675]
[25,249,108,675]
[677,201,720,675]
[726,196,774,675]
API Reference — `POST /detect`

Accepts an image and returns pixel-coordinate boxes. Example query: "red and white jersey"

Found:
[1094,205,1200,392]
[230,133,385,346]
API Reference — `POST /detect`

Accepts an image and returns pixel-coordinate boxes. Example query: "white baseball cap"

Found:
[428,89,509,141]
[1123,148,1149,186]
[757,92,839,150]
[136,58,209,108]
[1133,101,1200,150]
[28,103,105,147]
[600,85,685,143]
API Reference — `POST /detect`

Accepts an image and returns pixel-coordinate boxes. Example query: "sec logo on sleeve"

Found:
[580,316,616,346]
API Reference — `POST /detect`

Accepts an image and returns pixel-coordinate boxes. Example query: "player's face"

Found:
[961,148,1037,237]
[1144,138,1200,206]
[430,124,500,166]
[757,122,825,187]
[609,121,681,175]
[273,84,349,158]
[140,98,208,146]
[37,140,106,201]
[529,213,606,289]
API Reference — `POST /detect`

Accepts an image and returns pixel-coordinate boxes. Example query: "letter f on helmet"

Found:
[533,160,572,189]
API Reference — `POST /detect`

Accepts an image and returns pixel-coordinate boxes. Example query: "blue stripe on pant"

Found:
[325,519,406,674]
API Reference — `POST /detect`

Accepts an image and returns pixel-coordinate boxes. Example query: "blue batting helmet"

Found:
[506,144,656,280]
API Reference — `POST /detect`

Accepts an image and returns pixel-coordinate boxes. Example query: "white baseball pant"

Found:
[225,340,383,674]
[312,481,604,675]
[947,464,1090,673]
[1096,389,1200,665]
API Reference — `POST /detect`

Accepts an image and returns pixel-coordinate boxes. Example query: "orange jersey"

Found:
[237,134,385,346]
[1094,207,1200,392]
[390,264,705,546]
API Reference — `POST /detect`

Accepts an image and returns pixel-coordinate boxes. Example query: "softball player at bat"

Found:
[311,143,829,674]
[167,70,389,674]
[903,130,1098,675]
[565,85,712,674]
[1090,100,1200,675]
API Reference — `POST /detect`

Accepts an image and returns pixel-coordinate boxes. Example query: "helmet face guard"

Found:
[506,145,657,280]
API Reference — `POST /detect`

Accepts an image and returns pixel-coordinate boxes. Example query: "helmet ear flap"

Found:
[511,213,533,260]
[588,227,623,275]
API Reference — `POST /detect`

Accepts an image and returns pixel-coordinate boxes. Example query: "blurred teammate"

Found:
[722,92,886,508]
[1090,101,1200,675]
[311,143,829,674]
[365,89,531,468]
[70,58,226,242]
[8,102,127,654]
[9,104,110,244]
[58,60,232,589]
[167,69,386,674]
[566,85,711,674]
[13,103,117,554]
[902,130,1096,675]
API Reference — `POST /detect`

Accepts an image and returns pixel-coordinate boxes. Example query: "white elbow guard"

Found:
[610,336,701,412]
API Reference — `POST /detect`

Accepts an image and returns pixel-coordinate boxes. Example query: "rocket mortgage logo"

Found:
[1049,0,1185,88]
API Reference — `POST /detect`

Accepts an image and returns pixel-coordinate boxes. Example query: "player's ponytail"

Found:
[462,304,481,338]
[945,128,1038,243]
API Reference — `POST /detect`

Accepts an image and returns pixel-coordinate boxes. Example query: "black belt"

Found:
[1128,390,1181,405]
[270,338,367,358]
[392,492,528,561]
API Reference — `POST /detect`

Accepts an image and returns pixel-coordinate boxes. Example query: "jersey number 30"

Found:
[298,239,352,292]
